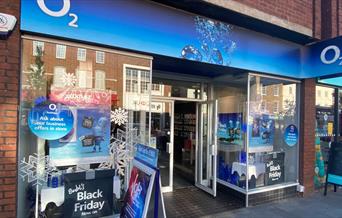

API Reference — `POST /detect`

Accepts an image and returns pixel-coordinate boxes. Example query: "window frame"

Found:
[77,48,87,61]
[55,44,67,59]
[96,51,105,64]
[32,41,45,56]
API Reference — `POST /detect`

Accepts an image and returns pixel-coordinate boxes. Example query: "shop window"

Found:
[32,40,44,56]
[151,83,160,91]
[55,44,66,59]
[19,38,151,218]
[273,85,279,96]
[77,48,86,61]
[96,51,105,64]
[95,70,106,90]
[53,66,66,87]
[77,69,92,88]
[248,75,299,190]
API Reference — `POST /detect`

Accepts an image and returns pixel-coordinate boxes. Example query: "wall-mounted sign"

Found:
[265,152,285,186]
[0,13,17,37]
[28,101,74,140]
[63,170,115,218]
[284,124,298,147]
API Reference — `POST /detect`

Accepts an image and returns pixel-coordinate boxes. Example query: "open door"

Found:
[195,100,218,197]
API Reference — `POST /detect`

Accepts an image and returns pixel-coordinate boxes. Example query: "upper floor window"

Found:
[274,86,279,96]
[77,70,92,88]
[77,48,87,61]
[95,70,106,90]
[56,44,66,59]
[96,51,105,64]
[140,70,150,94]
[53,66,66,87]
[33,41,44,56]
[261,85,266,95]
[273,101,279,113]
[125,68,139,93]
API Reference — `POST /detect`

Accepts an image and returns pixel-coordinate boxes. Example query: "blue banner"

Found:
[21,0,342,80]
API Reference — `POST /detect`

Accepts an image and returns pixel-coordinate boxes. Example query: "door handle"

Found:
[210,144,216,156]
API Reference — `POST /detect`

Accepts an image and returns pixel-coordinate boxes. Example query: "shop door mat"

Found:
[163,186,243,217]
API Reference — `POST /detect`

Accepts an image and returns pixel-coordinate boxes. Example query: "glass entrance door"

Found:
[151,100,174,192]
[195,100,218,196]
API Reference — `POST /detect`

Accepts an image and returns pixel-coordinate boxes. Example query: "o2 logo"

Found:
[320,45,342,65]
[37,0,78,28]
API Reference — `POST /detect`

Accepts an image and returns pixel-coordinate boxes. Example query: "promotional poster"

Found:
[217,113,242,145]
[249,114,274,153]
[121,160,155,218]
[284,124,298,147]
[48,87,111,166]
[28,101,74,140]
[264,152,285,186]
[63,170,115,218]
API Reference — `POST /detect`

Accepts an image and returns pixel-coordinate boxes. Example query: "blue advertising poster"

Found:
[217,113,243,145]
[284,124,298,147]
[249,114,274,153]
[121,159,156,218]
[48,87,112,166]
[135,144,159,168]
[28,101,74,140]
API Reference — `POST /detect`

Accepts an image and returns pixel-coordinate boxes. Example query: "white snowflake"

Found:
[19,153,60,187]
[111,108,128,126]
[99,126,140,176]
[61,72,77,87]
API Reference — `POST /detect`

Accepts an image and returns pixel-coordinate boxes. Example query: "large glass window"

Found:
[18,38,151,218]
[247,75,299,190]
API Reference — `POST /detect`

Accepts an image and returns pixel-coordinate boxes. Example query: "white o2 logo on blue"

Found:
[37,0,78,28]
[320,45,342,65]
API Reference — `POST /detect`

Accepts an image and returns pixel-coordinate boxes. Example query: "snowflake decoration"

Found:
[61,72,77,87]
[19,153,60,187]
[99,126,140,176]
[111,108,128,126]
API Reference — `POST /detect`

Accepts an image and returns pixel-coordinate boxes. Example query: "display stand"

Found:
[121,144,166,218]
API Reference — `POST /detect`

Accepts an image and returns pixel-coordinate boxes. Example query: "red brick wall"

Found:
[299,79,316,195]
[235,0,314,30]
[0,0,20,218]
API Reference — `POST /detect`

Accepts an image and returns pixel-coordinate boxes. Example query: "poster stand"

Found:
[324,142,342,196]
[121,144,166,218]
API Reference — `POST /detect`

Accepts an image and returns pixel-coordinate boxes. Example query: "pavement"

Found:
[204,190,342,218]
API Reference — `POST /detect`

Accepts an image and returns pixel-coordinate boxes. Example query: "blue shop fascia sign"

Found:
[21,0,342,81]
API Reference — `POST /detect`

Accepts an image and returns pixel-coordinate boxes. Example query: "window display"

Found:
[247,75,299,189]
[18,38,152,218]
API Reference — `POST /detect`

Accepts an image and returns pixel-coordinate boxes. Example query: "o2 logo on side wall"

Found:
[320,45,342,65]
[37,0,78,28]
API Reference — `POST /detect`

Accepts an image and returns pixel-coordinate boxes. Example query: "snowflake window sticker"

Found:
[19,153,60,187]
[61,72,77,87]
[111,108,128,126]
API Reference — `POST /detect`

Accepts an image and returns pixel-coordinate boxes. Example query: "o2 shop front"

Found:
[17,0,342,217]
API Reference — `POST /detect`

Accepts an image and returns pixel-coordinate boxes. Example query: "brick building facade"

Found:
[0,0,341,217]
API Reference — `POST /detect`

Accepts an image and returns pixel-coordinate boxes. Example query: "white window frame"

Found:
[56,44,66,59]
[273,101,279,113]
[76,69,93,88]
[123,64,151,106]
[77,48,87,61]
[273,85,279,96]
[261,84,266,96]
[96,51,105,64]
[33,41,44,56]
[95,70,106,90]
[53,66,66,88]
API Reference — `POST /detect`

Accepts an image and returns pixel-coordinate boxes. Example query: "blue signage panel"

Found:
[303,36,342,79]
[135,144,159,168]
[284,124,298,147]
[28,101,74,140]
[21,0,303,78]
